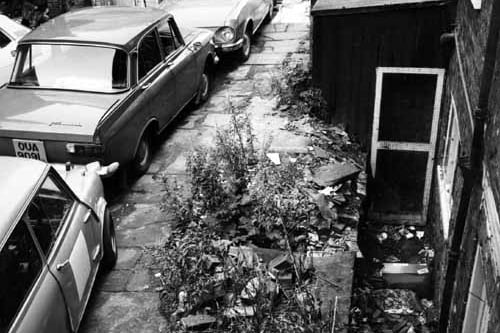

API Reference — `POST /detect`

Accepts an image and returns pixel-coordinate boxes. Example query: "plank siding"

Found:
[312,5,449,146]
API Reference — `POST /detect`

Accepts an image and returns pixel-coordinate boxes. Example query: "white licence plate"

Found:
[12,139,48,162]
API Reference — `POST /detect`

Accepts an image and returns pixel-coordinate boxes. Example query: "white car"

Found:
[0,15,30,85]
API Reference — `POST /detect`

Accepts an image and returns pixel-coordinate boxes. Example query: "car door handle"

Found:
[83,209,92,223]
[56,260,70,271]
[166,61,174,67]
[141,83,151,90]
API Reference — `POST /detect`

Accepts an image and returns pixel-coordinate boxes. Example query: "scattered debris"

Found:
[312,163,361,187]
[266,152,281,165]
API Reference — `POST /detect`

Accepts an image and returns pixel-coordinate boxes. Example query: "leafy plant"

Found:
[274,61,329,120]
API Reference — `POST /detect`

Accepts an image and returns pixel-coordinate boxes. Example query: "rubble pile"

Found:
[157,112,367,331]
[358,224,434,264]
[350,222,438,332]
[351,288,436,333]
[153,229,326,332]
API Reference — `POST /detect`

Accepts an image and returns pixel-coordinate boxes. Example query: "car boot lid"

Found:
[0,88,121,141]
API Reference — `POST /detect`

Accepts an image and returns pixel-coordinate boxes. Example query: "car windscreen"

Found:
[9,44,128,93]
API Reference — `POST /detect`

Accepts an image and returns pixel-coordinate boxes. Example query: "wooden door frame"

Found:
[370,67,445,224]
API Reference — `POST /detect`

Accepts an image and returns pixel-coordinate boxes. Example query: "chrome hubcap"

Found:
[242,34,250,57]
[137,139,149,167]
[200,73,209,98]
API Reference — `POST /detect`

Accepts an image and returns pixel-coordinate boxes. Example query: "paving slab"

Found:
[201,113,233,128]
[129,174,165,194]
[126,269,153,292]
[261,31,309,41]
[177,113,207,129]
[116,221,171,247]
[246,52,289,65]
[81,292,167,333]
[268,130,311,153]
[310,252,355,333]
[262,39,304,53]
[96,269,133,292]
[116,203,167,230]
[163,151,189,175]
[225,65,252,81]
[115,248,143,270]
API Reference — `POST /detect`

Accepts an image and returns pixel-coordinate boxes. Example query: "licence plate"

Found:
[12,139,48,162]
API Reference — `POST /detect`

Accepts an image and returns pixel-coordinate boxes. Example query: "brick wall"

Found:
[431,0,500,331]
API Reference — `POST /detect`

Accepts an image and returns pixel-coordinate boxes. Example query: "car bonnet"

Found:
[167,0,240,29]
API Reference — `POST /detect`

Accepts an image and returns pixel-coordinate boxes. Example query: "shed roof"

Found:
[311,0,449,16]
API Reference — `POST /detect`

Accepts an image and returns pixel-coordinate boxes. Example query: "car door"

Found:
[25,171,100,331]
[136,27,177,129]
[158,18,197,117]
[248,0,268,29]
[0,218,69,333]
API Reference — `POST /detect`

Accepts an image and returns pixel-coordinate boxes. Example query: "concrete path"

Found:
[80,1,311,331]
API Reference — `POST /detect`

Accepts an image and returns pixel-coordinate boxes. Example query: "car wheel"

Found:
[238,30,251,62]
[131,132,152,176]
[194,64,212,106]
[102,208,117,270]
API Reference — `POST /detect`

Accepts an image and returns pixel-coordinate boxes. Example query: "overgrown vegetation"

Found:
[274,61,330,120]
[155,53,365,332]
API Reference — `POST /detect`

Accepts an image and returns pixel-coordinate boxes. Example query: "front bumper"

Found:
[214,38,244,53]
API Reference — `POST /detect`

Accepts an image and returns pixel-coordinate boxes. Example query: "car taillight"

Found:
[214,27,235,43]
[66,143,103,157]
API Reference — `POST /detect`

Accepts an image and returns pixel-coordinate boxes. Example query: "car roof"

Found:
[0,157,48,243]
[21,6,170,51]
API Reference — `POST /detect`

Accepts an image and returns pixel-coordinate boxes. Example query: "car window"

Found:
[10,44,129,92]
[0,29,11,48]
[24,175,73,255]
[158,19,182,57]
[138,29,162,80]
[0,221,43,331]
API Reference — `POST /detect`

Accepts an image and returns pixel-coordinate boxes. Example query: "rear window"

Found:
[10,44,128,93]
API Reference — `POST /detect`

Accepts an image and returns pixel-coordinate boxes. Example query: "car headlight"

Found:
[66,143,103,157]
[214,26,235,43]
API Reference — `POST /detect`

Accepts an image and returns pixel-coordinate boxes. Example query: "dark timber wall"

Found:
[311,2,450,146]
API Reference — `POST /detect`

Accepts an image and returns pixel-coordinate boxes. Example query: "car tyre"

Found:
[237,29,251,62]
[194,63,212,106]
[102,208,117,270]
[131,132,152,176]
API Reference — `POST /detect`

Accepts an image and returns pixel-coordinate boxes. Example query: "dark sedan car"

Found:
[163,0,274,61]
[0,7,217,175]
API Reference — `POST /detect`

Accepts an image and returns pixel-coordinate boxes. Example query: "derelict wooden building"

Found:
[311,0,452,147]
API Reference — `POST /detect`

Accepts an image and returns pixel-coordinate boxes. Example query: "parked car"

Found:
[0,7,217,175]
[162,0,274,61]
[0,156,118,333]
[0,14,30,85]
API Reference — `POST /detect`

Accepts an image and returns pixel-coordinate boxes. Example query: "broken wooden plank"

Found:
[312,163,361,187]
